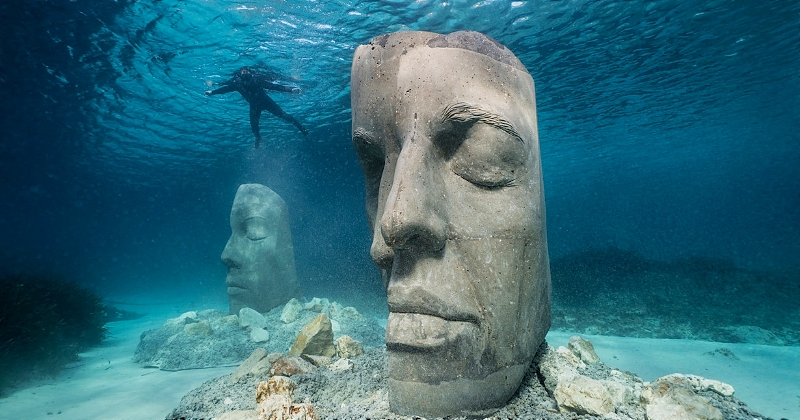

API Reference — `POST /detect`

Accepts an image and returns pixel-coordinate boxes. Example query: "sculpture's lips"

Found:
[386,312,479,351]
[226,286,248,296]
[387,294,481,325]
[225,277,249,295]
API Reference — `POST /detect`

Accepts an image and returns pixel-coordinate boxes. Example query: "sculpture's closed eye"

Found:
[243,217,270,241]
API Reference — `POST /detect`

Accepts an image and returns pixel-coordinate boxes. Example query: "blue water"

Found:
[1,0,798,313]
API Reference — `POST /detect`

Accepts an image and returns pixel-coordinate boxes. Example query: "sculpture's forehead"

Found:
[353,47,536,142]
[231,188,281,218]
[395,47,535,108]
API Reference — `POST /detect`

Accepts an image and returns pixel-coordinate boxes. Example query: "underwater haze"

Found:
[1,0,798,331]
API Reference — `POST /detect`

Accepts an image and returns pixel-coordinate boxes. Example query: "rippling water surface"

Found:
[1,0,798,291]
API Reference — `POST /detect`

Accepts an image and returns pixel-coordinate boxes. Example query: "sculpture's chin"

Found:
[388,363,528,418]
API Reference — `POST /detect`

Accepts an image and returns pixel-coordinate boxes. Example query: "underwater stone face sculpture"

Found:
[351,31,552,417]
[221,183,300,314]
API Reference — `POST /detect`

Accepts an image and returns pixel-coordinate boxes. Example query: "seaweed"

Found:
[0,274,108,395]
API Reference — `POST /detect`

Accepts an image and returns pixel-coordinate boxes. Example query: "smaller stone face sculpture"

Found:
[221,183,299,314]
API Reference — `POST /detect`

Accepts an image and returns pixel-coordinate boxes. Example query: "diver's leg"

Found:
[263,96,308,136]
[249,106,263,148]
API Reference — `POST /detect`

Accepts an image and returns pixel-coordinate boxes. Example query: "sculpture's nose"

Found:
[220,238,241,269]
[378,146,446,256]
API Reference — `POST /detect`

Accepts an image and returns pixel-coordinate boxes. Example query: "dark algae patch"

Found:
[0,274,109,394]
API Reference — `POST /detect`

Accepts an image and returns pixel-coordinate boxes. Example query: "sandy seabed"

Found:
[0,301,797,420]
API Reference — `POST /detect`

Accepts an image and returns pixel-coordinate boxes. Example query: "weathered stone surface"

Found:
[328,303,363,321]
[267,352,284,364]
[257,394,293,420]
[239,307,267,329]
[256,376,317,420]
[280,298,303,324]
[221,184,300,314]
[250,327,269,343]
[303,297,329,313]
[553,374,614,415]
[184,320,213,336]
[218,410,258,420]
[328,357,353,373]
[135,309,261,371]
[601,377,637,407]
[164,311,199,328]
[301,354,332,367]
[568,335,601,364]
[335,335,364,358]
[231,348,270,383]
[658,373,735,397]
[269,355,316,377]
[642,378,723,420]
[538,345,580,395]
[352,29,550,419]
[288,313,335,357]
[169,343,766,420]
[257,376,296,401]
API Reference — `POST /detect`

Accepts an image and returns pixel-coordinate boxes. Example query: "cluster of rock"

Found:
[134,309,260,370]
[135,297,382,371]
[535,336,757,419]
[168,335,766,420]
[171,310,368,420]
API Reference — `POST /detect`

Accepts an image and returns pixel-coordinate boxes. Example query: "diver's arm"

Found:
[260,80,300,94]
[205,83,237,96]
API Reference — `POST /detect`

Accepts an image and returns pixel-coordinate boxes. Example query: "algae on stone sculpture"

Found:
[221,183,300,314]
[351,30,551,417]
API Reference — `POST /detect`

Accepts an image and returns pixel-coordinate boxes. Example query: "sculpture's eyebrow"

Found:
[439,102,523,143]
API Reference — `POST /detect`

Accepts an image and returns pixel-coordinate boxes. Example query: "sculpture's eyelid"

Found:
[352,128,374,146]
[439,103,523,143]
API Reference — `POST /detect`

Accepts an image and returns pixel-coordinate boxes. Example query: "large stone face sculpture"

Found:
[351,31,552,417]
[221,184,300,314]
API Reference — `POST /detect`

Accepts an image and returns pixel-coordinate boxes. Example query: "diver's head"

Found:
[238,67,254,84]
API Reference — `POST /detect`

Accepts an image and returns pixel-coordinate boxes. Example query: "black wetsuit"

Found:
[208,67,308,148]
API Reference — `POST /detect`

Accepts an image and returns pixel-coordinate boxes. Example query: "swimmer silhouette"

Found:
[205,66,308,148]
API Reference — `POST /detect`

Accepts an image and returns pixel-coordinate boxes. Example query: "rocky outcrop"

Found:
[288,314,335,358]
[255,376,317,420]
[168,341,766,420]
[334,335,364,358]
[536,335,752,419]
[230,348,272,383]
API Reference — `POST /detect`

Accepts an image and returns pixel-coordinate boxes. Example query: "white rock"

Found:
[600,378,635,407]
[239,307,267,329]
[658,373,735,397]
[568,335,602,364]
[642,381,722,420]
[304,297,324,312]
[164,311,199,328]
[537,345,580,395]
[280,298,304,324]
[329,358,353,372]
[335,335,364,358]
[250,327,270,343]
[553,374,614,415]
[183,320,213,336]
[257,394,293,420]
[327,302,345,320]
[556,346,586,369]
[230,348,271,383]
